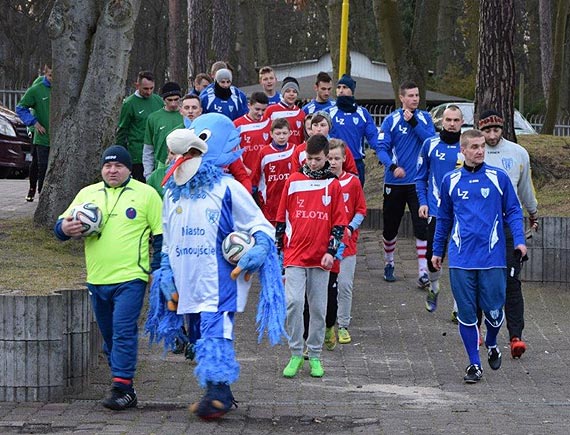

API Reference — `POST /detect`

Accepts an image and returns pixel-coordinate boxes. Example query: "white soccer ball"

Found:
[221,231,255,265]
[70,202,103,237]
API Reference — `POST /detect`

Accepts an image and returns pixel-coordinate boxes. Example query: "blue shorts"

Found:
[449,268,507,325]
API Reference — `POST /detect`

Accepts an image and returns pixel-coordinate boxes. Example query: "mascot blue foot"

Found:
[189,382,237,420]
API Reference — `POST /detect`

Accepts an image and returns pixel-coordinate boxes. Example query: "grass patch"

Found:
[0,218,86,295]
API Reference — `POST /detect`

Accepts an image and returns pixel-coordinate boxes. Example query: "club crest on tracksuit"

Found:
[501,157,514,171]
[322,195,331,206]
[343,193,349,202]
[296,120,302,129]
[481,188,490,198]
[206,208,220,224]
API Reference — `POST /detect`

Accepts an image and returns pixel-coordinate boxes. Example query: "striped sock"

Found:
[416,238,427,275]
[383,237,396,265]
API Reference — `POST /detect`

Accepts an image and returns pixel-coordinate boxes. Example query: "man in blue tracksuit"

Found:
[327,74,378,186]
[432,129,526,383]
[200,68,248,121]
[376,81,435,285]
[302,71,336,115]
[415,105,464,313]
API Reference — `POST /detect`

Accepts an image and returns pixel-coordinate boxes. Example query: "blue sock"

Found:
[484,318,501,348]
[459,323,481,366]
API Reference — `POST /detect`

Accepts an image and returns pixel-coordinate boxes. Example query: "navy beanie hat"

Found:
[337,74,356,94]
[101,145,133,171]
[160,81,182,99]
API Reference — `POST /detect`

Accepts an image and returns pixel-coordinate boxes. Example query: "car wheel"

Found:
[0,167,12,179]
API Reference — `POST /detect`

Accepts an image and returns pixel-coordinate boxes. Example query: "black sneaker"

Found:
[463,364,483,383]
[487,347,502,370]
[417,272,430,289]
[185,343,196,361]
[172,337,186,354]
[102,387,138,410]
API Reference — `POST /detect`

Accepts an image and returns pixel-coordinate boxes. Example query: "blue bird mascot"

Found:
[145,113,287,420]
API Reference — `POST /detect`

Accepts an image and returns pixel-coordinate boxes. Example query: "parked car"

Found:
[0,104,31,178]
[429,102,537,135]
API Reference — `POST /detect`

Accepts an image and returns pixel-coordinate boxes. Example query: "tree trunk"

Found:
[539,0,553,103]
[167,0,184,85]
[409,0,439,106]
[211,0,231,64]
[34,0,141,227]
[542,0,570,134]
[435,0,462,76]
[475,0,517,142]
[234,0,256,86]
[373,0,438,108]
[187,0,210,82]
[254,0,269,68]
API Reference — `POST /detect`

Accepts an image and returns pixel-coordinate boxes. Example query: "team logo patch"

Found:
[296,120,302,129]
[353,117,359,125]
[385,187,391,195]
[322,195,331,206]
[263,133,269,141]
[501,157,514,171]
[176,206,183,214]
[481,188,490,198]
[343,193,349,202]
[206,208,220,225]
[489,309,500,320]
[125,207,137,219]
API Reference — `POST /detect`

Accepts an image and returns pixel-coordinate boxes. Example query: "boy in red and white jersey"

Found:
[291,111,358,175]
[233,92,271,176]
[264,76,305,146]
[327,139,366,345]
[275,134,347,379]
[251,118,295,225]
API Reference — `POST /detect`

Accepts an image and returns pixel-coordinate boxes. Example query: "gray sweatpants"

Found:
[285,266,329,358]
[337,255,357,328]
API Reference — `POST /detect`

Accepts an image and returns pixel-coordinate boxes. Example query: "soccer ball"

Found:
[70,202,103,237]
[221,231,255,265]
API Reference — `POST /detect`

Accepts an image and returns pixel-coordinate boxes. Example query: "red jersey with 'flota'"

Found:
[337,171,367,257]
[290,141,359,175]
[233,115,271,174]
[251,143,295,223]
[264,103,305,146]
[276,172,347,269]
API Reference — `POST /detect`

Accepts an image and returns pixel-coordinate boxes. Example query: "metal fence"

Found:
[0,90,25,112]
[525,113,570,136]
[364,104,394,127]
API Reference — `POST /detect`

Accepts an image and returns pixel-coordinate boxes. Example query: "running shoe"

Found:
[463,364,483,383]
[384,264,396,282]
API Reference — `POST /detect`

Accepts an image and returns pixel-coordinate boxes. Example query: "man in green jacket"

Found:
[116,71,164,182]
[16,66,52,198]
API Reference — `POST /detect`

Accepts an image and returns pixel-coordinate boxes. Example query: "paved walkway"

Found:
[1,179,570,434]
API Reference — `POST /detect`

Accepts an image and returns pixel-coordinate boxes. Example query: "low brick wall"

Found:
[0,288,99,401]
[362,210,565,283]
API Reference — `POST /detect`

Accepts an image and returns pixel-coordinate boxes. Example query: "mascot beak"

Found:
[164,129,209,186]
